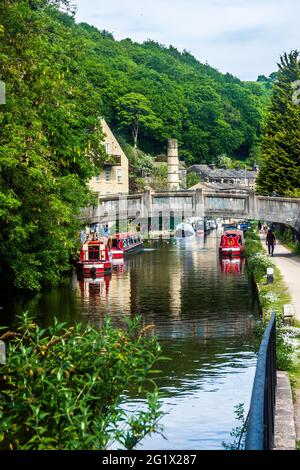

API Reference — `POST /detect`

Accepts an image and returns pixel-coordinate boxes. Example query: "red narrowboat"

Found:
[77,239,112,277]
[109,232,143,259]
[219,230,245,257]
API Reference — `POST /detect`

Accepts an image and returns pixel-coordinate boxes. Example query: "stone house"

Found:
[89,119,129,196]
[187,164,258,187]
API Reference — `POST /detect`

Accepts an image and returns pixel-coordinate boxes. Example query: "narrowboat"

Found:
[77,238,112,277]
[219,229,245,257]
[109,232,143,259]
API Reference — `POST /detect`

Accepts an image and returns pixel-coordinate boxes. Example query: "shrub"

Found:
[0,313,163,450]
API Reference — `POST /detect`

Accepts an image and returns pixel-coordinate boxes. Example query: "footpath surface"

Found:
[260,234,300,447]
[261,237,300,322]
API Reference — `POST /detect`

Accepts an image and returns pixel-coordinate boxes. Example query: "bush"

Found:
[244,226,297,371]
[0,314,163,450]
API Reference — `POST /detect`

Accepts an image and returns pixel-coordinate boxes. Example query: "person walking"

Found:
[266,228,276,256]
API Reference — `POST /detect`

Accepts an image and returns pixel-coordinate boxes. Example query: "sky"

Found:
[75,0,300,81]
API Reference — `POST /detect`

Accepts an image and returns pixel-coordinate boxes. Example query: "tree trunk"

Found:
[132,120,139,149]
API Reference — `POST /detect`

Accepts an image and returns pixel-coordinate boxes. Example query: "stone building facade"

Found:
[89,119,129,196]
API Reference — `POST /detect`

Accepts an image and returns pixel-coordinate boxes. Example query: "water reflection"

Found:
[0,233,258,449]
[220,256,245,274]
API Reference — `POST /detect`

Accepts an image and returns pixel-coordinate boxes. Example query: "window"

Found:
[96,175,100,182]
[117,169,123,184]
[88,246,99,260]
[105,143,110,155]
[105,167,111,182]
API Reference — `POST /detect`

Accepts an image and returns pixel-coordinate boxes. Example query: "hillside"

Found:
[76,22,269,164]
[0,0,269,291]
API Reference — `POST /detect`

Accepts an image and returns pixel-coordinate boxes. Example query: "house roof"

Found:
[188,164,257,180]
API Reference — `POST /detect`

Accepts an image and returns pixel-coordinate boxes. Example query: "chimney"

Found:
[167,139,180,190]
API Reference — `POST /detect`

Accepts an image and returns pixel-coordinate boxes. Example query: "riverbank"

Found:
[260,236,300,324]
[245,227,300,448]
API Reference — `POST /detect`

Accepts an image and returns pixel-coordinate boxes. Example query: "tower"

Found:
[167,139,180,190]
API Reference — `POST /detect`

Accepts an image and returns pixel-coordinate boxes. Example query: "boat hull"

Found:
[219,247,245,257]
[77,261,112,277]
[111,242,143,259]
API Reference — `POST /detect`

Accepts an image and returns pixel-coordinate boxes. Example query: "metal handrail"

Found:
[245,313,277,450]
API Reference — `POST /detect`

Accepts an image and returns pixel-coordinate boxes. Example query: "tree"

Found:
[256,51,300,195]
[187,171,200,188]
[115,93,162,149]
[0,0,103,291]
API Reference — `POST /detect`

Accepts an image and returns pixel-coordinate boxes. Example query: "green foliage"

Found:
[0,0,103,291]
[276,328,295,370]
[186,171,200,188]
[79,19,267,161]
[222,403,246,450]
[115,93,162,149]
[245,227,296,371]
[0,0,269,291]
[257,51,300,195]
[0,313,163,450]
[274,225,300,254]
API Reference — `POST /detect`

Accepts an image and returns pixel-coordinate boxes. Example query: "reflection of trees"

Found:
[126,237,258,341]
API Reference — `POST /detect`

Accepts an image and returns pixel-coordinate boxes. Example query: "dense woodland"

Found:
[0,0,272,291]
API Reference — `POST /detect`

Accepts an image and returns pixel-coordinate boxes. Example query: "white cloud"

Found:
[75,0,300,80]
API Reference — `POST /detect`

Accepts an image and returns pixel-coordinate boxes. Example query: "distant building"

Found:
[187,164,258,187]
[89,119,129,196]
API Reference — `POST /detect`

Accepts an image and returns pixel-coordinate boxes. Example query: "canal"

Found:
[0,231,259,450]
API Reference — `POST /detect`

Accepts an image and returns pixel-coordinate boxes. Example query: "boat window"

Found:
[88,246,100,260]
[112,239,118,248]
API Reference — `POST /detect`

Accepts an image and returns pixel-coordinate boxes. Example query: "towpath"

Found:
[260,234,300,322]
[260,233,300,446]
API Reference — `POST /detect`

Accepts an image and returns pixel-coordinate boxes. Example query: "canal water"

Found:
[0,231,259,450]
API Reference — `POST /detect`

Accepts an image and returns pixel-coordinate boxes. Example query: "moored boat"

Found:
[109,232,143,259]
[77,238,112,277]
[219,229,245,257]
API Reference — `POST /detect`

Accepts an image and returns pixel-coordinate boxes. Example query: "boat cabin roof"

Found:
[223,230,243,237]
[110,232,140,239]
[83,239,107,246]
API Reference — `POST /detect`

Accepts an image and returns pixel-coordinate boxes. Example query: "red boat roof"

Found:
[110,232,140,239]
[82,239,107,245]
[223,229,243,236]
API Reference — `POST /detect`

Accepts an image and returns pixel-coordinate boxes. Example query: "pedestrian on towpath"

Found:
[266,228,276,256]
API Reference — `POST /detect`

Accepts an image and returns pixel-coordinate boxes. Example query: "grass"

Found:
[245,225,299,371]
[245,228,292,320]
[274,229,300,255]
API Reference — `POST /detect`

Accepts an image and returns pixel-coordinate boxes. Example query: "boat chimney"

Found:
[167,139,180,190]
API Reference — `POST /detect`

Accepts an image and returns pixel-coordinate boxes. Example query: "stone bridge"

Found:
[81,188,300,233]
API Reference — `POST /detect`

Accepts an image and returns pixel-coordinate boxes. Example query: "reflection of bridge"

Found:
[81,188,300,232]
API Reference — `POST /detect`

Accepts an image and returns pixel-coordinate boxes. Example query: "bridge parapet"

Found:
[80,189,300,233]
